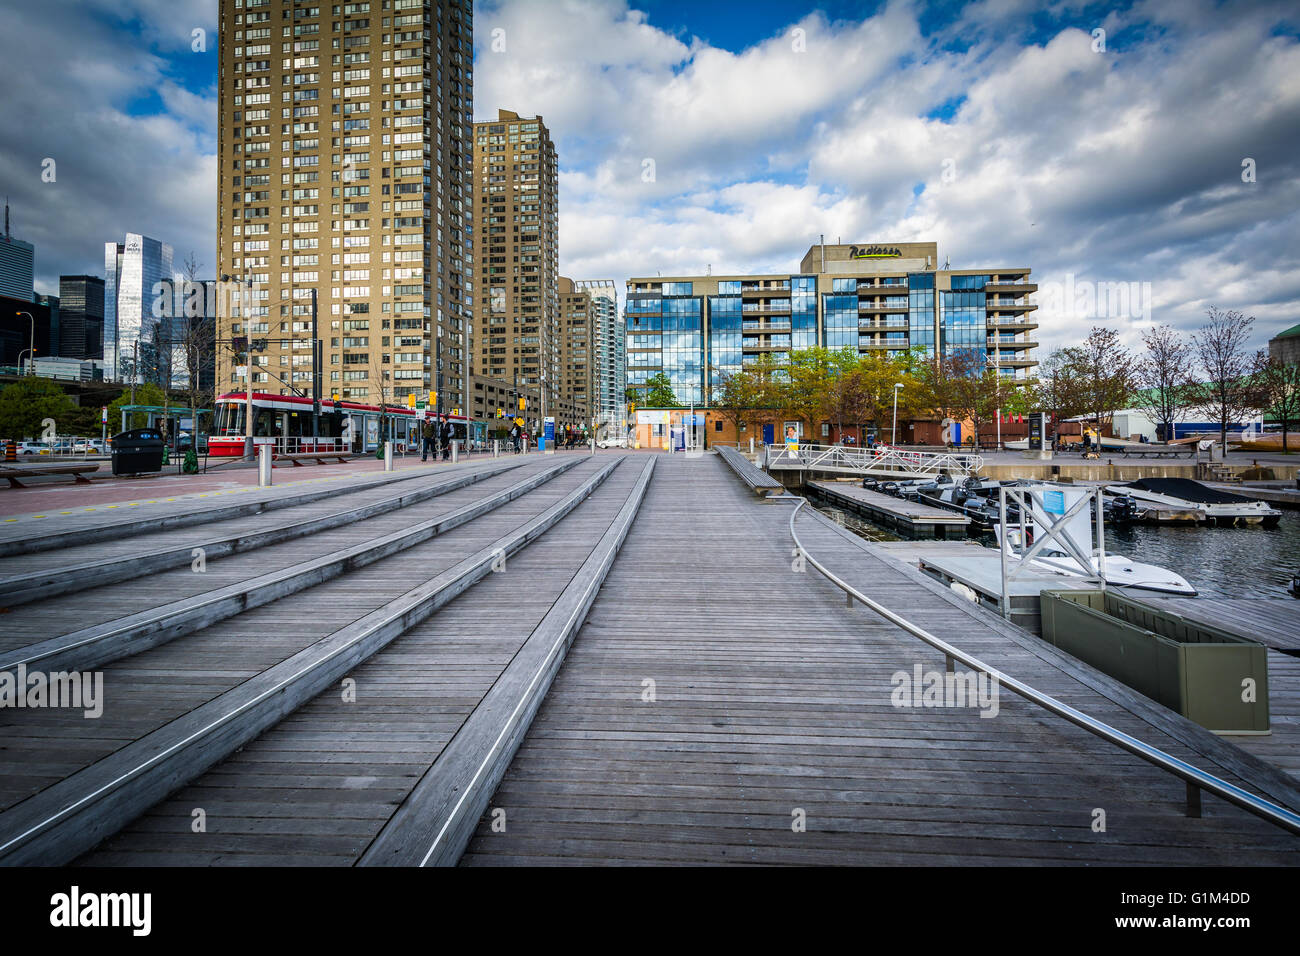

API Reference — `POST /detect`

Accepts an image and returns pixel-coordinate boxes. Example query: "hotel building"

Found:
[625,241,1037,406]
[216,0,474,413]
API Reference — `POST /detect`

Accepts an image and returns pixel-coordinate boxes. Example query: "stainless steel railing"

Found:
[787,497,1300,837]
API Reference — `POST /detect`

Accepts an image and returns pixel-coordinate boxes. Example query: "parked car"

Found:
[74,439,107,454]
[16,441,51,456]
[596,436,629,449]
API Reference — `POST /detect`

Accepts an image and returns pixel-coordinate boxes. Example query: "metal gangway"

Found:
[763,442,982,479]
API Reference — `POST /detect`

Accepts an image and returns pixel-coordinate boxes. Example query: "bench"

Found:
[271,451,357,466]
[0,463,101,488]
[1120,448,1196,459]
[716,446,786,497]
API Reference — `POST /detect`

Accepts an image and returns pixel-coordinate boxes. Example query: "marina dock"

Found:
[1,451,1296,865]
[808,479,970,539]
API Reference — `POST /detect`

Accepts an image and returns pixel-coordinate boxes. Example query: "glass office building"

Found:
[626,241,1037,406]
[104,233,173,383]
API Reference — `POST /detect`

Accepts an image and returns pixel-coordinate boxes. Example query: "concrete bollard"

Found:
[749,437,754,455]
[451,440,459,464]
[384,441,393,471]
[258,444,273,487]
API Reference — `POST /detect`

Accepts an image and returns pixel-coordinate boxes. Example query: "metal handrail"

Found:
[770,442,982,477]
[787,497,1300,837]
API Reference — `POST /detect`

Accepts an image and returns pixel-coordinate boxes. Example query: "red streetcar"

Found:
[208,392,470,457]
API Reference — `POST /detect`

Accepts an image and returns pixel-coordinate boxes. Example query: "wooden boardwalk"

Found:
[78,458,651,865]
[0,458,607,820]
[460,455,1300,865]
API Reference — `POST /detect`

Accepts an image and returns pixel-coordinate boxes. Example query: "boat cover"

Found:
[1122,477,1253,504]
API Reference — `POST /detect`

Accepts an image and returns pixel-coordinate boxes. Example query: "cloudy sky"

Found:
[1,0,1297,354]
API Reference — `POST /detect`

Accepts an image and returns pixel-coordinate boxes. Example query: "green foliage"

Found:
[642,372,678,407]
[183,448,199,474]
[106,384,167,433]
[0,377,78,440]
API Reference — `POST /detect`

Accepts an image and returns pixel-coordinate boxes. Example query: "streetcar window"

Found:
[253,408,275,437]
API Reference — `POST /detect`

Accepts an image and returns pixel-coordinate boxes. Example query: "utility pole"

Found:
[130,339,138,410]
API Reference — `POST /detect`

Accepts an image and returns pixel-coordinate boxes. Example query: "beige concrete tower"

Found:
[472,109,560,420]
[216,0,473,415]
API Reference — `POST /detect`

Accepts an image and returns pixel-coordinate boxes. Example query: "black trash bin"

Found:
[111,427,166,476]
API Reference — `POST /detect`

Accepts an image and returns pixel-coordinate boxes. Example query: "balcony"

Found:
[987,316,1039,330]
[741,281,791,296]
[985,280,1037,294]
[987,301,1038,313]
[741,301,792,315]
[742,319,792,331]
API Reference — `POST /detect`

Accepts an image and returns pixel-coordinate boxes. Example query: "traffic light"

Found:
[496,408,503,419]
[407,393,416,408]
[518,397,526,411]
[628,402,636,415]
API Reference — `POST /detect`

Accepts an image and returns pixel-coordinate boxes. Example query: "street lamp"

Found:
[16,311,34,375]
[221,273,255,457]
[892,382,904,445]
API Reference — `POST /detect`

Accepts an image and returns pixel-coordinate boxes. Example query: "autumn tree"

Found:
[1135,324,1197,442]
[1190,307,1258,446]
[1076,326,1137,434]
[1253,350,1300,452]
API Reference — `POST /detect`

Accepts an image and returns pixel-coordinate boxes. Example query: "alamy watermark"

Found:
[1035,274,1153,322]
[890,663,999,718]
[0,665,103,718]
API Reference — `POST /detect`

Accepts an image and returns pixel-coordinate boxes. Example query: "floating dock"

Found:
[808,480,970,539]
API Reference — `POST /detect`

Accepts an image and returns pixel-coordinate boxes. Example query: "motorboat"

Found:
[917,476,1019,529]
[1108,478,1282,527]
[996,525,1197,595]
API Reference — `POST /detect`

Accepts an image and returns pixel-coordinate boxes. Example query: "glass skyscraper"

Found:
[104,233,173,382]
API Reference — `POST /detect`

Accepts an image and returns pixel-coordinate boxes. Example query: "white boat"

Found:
[1109,478,1282,527]
[997,525,1197,596]
[994,482,1197,595]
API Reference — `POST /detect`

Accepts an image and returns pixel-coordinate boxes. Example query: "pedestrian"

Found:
[440,417,452,460]
[421,418,436,462]
[510,421,521,454]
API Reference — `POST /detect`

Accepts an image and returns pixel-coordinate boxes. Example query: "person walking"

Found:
[440,417,452,461]
[421,418,436,462]
[510,421,521,454]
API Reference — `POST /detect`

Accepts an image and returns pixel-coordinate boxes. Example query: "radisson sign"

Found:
[849,245,902,258]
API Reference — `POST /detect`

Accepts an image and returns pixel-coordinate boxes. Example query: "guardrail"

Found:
[787,497,1300,837]
[767,442,982,478]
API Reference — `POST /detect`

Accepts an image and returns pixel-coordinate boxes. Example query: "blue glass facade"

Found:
[708,294,742,392]
[625,288,703,405]
[792,276,817,351]
[822,293,857,349]
[941,289,987,362]
[907,272,935,355]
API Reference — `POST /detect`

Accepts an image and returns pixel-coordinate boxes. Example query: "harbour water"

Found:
[813,497,1300,600]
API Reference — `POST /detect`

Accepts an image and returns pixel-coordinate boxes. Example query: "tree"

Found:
[1033,347,1087,427]
[641,372,678,407]
[1135,324,1197,442]
[106,383,166,432]
[1076,327,1136,434]
[1191,307,1258,446]
[1253,350,1300,452]
[713,355,779,441]
[820,353,874,443]
[783,346,834,436]
[176,252,217,447]
[0,377,77,440]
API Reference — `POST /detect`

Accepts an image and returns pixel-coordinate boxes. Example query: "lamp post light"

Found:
[16,311,34,375]
[892,382,903,445]
[221,273,255,457]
